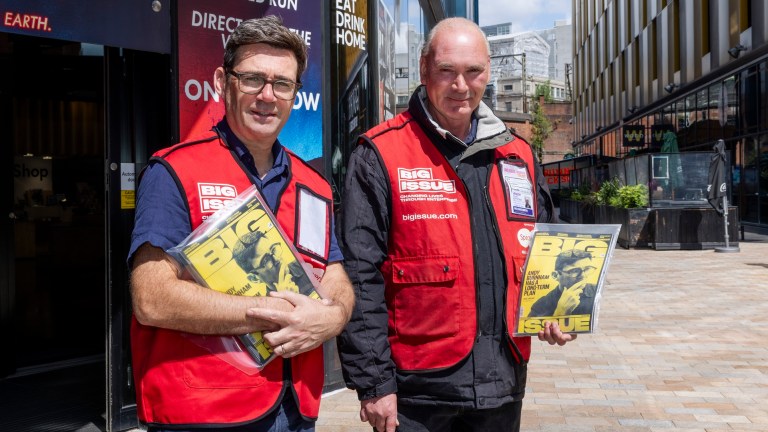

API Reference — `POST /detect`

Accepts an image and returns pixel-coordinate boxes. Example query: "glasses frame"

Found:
[255,243,282,273]
[561,266,596,278]
[227,70,302,100]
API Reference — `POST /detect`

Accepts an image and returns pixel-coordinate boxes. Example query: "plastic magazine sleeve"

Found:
[513,223,621,336]
[166,184,322,370]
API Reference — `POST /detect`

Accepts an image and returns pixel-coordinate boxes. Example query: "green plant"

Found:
[595,177,621,205]
[581,191,599,206]
[534,81,554,103]
[530,100,551,161]
[570,190,585,201]
[567,183,591,201]
[609,184,649,208]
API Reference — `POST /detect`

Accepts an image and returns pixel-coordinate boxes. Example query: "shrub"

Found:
[566,178,649,212]
[568,183,592,201]
[610,184,649,208]
[595,177,621,205]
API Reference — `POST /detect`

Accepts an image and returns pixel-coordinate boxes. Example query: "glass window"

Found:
[742,136,760,222]
[740,66,760,134]
[760,134,768,225]
[760,61,767,131]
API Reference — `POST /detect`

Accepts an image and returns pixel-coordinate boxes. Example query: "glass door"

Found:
[3,33,106,373]
[0,32,107,431]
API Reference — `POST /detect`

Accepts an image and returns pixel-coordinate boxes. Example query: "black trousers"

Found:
[394,400,522,432]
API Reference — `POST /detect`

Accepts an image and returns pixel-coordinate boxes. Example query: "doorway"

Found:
[0,32,107,429]
[1,31,173,431]
[2,33,106,373]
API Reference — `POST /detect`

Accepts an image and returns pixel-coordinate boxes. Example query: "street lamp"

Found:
[490,53,527,113]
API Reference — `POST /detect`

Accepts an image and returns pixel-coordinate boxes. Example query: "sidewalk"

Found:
[317,232,768,432]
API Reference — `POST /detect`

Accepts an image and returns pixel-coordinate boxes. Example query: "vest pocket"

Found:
[390,256,460,340]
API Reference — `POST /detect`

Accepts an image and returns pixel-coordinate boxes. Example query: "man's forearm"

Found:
[131,243,292,335]
[318,262,355,329]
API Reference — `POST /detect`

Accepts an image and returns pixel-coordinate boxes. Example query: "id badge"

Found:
[498,159,535,219]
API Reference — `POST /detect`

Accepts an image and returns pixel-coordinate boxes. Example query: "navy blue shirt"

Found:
[128,120,343,266]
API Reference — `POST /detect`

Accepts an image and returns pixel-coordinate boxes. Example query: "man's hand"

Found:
[245,290,346,357]
[552,279,588,316]
[360,394,399,432]
[537,320,577,346]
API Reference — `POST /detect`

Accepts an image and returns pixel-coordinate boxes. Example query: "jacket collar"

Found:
[410,85,508,144]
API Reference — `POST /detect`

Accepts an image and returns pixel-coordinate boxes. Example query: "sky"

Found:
[478,0,572,32]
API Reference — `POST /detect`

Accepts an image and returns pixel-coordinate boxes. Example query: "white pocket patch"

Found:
[297,188,328,257]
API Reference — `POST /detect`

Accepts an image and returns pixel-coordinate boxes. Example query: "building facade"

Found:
[485,21,574,114]
[571,0,768,232]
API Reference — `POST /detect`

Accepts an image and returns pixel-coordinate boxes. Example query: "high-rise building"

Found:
[483,20,574,112]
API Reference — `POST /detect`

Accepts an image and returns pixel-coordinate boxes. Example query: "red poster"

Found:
[176,1,323,161]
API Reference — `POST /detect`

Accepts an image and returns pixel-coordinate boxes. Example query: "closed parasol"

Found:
[706,140,727,215]
[706,139,739,252]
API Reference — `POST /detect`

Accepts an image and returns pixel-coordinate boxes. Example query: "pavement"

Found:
[316,230,768,432]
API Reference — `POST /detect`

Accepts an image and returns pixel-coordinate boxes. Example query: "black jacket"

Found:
[337,87,553,408]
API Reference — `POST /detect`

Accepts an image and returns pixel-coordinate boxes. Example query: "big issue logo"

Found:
[398,168,455,193]
[199,183,237,213]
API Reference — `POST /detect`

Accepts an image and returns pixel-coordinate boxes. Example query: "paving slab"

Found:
[318,232,768,432]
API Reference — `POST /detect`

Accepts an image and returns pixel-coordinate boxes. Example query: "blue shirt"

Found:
[128,120,343,266]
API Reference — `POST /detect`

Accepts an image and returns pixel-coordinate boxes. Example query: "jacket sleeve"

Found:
[336,140,398,400]
[534,152,555,223]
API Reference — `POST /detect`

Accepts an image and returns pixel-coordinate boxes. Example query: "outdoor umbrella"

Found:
[706,139,727,215]
[706,139,739,252]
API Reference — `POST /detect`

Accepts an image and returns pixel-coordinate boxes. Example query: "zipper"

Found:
[487,162,525,364]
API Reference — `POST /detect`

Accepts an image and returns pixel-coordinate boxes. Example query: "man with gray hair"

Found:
[338,17,573,432]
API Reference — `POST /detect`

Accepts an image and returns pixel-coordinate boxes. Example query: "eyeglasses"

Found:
[561,266,596,278]
[255,243,282,273]
[227,70,302,100]
[247,243,282,283]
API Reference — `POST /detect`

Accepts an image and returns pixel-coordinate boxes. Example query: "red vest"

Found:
[365,112,536,371]
[131,134,332,425]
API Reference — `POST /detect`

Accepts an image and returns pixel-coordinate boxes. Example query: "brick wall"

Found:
[498,99,574,164]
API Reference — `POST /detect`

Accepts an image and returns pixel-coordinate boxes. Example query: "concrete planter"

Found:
[557,201,741,250]
[558,198,595,224]
[652,206,740,250]
[594,205,653,249]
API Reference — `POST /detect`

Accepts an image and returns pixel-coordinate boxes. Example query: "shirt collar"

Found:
[214,120,288,178]
[414,86,478,146]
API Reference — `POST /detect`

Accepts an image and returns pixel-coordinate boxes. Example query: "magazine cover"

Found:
[514,223,620,336]
[167,184,321,368]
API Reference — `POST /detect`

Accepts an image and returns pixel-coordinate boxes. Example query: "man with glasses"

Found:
[128,16,354,432]
[234,230,303,294]
[527,249,598,317]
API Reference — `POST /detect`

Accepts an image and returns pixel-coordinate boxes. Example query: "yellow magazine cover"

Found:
[514,223,620,336]
[167,185,320,368]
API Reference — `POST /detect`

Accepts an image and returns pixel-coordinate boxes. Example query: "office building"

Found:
[571,0,768,232]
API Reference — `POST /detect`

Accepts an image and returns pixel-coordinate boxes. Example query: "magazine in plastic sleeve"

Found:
[514,223,620,336]
[167,184,321,368]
